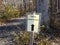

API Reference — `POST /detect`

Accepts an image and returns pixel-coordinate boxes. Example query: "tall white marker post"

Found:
[27,12,41,45]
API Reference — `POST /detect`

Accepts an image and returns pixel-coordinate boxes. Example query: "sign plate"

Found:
[27,13,41,33]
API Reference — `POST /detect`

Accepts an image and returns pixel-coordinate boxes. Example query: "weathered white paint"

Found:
[27,13,41,33]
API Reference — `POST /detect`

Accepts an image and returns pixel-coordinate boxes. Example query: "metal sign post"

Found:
[27,12,41,45]
[29,23,34,45]
[29,31,34,45]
